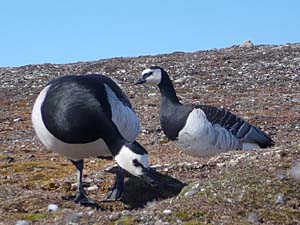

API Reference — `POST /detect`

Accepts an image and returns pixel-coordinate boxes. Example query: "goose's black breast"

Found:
[160,103,194,141]
[41,75,127,144]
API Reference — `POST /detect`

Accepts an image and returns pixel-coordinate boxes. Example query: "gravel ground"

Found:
[0,43,300,224]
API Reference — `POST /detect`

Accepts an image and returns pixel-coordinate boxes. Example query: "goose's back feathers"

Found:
[41,74,139,144]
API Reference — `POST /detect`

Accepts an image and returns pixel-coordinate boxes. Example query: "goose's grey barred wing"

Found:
[196,105,274,148]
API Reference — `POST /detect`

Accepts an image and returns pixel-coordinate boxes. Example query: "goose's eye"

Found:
[132,159,144,168]
[144,71,153,78]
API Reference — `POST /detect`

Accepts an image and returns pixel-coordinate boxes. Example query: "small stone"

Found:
[47,203,59,212]
[89,160,97,164]
[87,185,99,191]
[275,194,285,204]
[142,129,149,134]
[109,212,121,220]
[248,212,260,224]
[228,159,238,167]
[121,210,130,216]
[226,198,234,204]
[240,40,254,48]
[184,182,201,197]
[13,117,23,122]
[276,173,286,181]
[87,210,95,216]
[289,162,300,180]
[15,220,29,225]
[163,209,172,214]
[154,219,168,225]
[71,183,77,188]
[68,212,83,222]
[174,77,185,83]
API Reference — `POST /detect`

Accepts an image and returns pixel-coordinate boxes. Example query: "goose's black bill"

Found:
[135,77,146,85]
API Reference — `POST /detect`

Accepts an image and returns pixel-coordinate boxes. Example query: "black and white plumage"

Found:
[135,66,274,157]
[32,74,155,205]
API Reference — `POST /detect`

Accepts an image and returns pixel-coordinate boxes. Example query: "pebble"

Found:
[47,203,59,212]
[174,77,185,83]
[154,219,169,225]
[68,212,83,223]
[228,159,239,167]
[226,198,234,204]
[87,210,95,216]
[288,162,300,181]
[13,117,23,122]
[89,159,97,164]
[121,210,131,216]
[109,212,121,221]
[87,185,99,191]
[184,182,201,197]
[163,209,172,214]
[15,220,29,225]
[275,194,285,204]
[276,173,286,181]
[240,40,254,48]
[247,212,260,224]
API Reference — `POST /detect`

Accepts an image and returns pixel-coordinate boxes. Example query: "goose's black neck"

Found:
[158,71,180,104]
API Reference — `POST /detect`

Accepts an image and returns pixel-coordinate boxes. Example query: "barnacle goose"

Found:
[135,66,274,157]
[32,74,155,206]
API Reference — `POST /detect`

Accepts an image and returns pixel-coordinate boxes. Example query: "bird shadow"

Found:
[62,167,185,210]
[106,167,186,209]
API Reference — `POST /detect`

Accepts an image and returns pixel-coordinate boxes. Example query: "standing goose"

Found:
[135,66,274,157]
[32,74,155,206]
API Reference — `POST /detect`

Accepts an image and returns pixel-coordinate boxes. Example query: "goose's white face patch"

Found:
[105,84,140,142]
[114,145,148,177]
[32,85,111,160]
[142,68,162,85]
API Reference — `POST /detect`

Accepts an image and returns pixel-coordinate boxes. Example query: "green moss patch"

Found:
[9,212,48,222]
[174,211,191,221]
[112,216,136,225]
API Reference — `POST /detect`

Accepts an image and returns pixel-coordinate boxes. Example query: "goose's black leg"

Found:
[105,166,125,201]
[63,159,97,207]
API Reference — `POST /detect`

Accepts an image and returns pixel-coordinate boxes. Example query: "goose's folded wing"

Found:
[196,105,274,148]
[105,84,140,142]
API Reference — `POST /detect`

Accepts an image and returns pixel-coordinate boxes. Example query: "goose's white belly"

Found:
[32,86,111,161]
[176,108,242,157]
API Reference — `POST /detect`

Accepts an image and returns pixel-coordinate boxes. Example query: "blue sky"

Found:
[0,1,299,67]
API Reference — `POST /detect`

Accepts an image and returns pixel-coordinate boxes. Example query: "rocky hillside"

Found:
[0,43,300,224]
